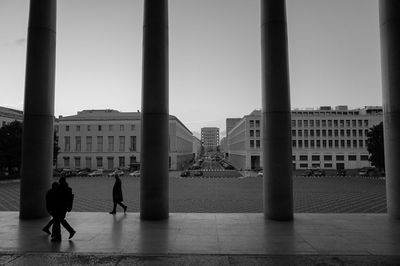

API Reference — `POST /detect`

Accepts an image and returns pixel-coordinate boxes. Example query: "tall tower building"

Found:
[201,127,220,152]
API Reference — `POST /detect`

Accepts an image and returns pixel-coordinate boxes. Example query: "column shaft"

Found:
[379,0,400,219]
[261,0,293,220]
[140,0,169,220]
[20,0,56,219]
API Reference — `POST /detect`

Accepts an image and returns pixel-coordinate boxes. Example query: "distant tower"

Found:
[201,127,220,152]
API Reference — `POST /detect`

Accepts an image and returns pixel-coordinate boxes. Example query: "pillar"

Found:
[140,0,169,220]
[379,0,400,219]
[20,0,56,219]
[261,0,293,220]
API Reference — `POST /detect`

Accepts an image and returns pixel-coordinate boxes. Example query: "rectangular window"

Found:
[316,130,320,137]
[86,136,92,152]
[328,120,332,127]
[316,120,320,127]
[358,120,362,127]
[85,157,91,169]
[300,155,308,161]
[304,130,308,137]
[316,140,320,147]
[334,130,338,137]
[292,140,297,147]
[310,140,314,148]
[74,157,81,169]
[119,136,125,152]
[120,125,125,131]
[365,129,369,136]
[334,140,339,147]
[353,140,357,148]
[131,124,135,131]
[255,120,260,128]
[346,120,351,127]
[108,136,114,152]
[328,130,332,137]
[322,140,327,148]
[76,125,80,131]
[336,155,345,161]
[119,156,125,167]
[63,157,70,168]
[352,130,357,137]
[361,155,369,161]
[324,163,332,168]
[298,140,303,148]
[347,140,351,147]
[340,130,344,137]
[75,136,81,152]
[340,140,345,148]
[130,156,136,164]
[250,120,254,128]
[304,140,308,148]
[256,140,260,148]
[292,130,296,137]
[340,120,344,127]
[291,120,296,127]
[352,120,356,127]
[98,125,102,131]
[348,155,357,161]
[346,129,351,137]
[250,130,254,137]
[310,130,314,137]
[322,120,326,127]
[250,140,254,148]
[109,125,113,131]
[328,140,333,148]
[298,130,302,137]
[310,120,314,127]
[359,129,363,137]
[87,125,91,131]
[300,163,308,168]
[359,140,364,147]
[304,120,308,127]
[324,155,332,161]
[97,136,103,152]
[65,136,70,152]
[322,130,326,137]
[130,136,137,151]
[312,155,320,161]
[364,120,369,127]
[334,120,338,127]
[66,125,69,132]
[256,130,260,137]
[96,157,103,168]
[298,120,302,127]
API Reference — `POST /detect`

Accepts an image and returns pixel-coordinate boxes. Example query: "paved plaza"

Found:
[0,174,387,213]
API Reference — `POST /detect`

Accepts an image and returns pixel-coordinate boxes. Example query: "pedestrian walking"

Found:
[109,175,127,214]
[42,182,59,235]
[51,177,76,242]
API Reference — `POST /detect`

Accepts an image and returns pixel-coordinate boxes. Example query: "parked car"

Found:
[257,171,263,177]
[108,170,124,178]
[88,169,103,177]
[129,170,140,177]
[193,170,203,177]
[336,169,346,176]
[358,167,379,176]
[180,170,190,177]
[301,169,314,177]
[77,170,90,177]
[60,168,76,178]
[313,169,325,177]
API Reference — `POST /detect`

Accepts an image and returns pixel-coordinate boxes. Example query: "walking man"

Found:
[109,175,127,214]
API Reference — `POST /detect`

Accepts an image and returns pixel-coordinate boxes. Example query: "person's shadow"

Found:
[111,214,127,249]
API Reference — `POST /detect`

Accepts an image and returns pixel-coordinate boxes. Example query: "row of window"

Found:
[292,129,369,138]
[63,155,137,169]
[296,163,344,169]
[64,136,137,152]
[293,139,366,149]
[249,120,261,128]
[249,130,261,138]
[249,140,261,149]
[293,154,369,161]
[291,119,369,128]
[62,124,136,132]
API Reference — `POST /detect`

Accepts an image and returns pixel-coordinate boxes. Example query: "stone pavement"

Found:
[0,212,400,265]
[0,176,387,213]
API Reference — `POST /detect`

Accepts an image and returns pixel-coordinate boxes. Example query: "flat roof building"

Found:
[201,127,220,152]
[0,106,23,127]
[227,106,383,171]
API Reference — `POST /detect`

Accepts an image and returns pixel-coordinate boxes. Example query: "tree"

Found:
[366,122,385,171]
[53,131,60,166]
[0,121,22,175]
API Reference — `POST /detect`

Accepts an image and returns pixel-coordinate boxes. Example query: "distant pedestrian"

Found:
[42,182,59,235]
[109,175,127,214]
[51,177,76,242]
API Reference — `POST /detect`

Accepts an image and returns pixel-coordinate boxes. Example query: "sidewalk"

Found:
[0,212,399,265]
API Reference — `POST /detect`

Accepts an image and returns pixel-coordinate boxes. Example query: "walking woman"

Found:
[109,175,127,214]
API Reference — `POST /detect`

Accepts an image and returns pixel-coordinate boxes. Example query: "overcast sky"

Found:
[0,0,381,135]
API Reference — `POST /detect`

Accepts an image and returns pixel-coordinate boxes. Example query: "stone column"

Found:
[140,0,169,220]
[379,0,400,220]
[20,0,56,219]
[261,0,293,220]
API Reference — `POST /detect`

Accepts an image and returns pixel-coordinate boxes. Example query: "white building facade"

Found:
[227,106,383,171]
[201,127,220,152]
[56,110,195,171]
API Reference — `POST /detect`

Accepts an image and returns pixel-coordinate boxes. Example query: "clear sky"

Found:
[0,0,381,136]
